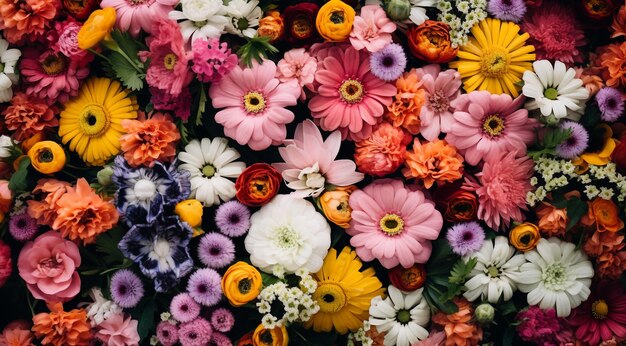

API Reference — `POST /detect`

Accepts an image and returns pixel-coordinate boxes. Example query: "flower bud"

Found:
[386,0,411,21]
[475,303,495,325]
[97,166,114,186]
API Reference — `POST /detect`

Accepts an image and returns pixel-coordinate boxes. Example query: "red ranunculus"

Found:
[389,264,426,291]
[235,163,282,207]
[283,2,321,47]
[612,135,626,173]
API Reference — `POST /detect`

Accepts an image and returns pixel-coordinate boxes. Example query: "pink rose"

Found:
[18,231,81,302]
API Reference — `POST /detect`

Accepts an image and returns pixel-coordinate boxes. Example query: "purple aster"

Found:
[446,222,486,256]
[170,293,201,323]
[487,0,527,22]
[215,200,250,237]
[209,332,233,346]
[596,87,624,122]
[210,308,235,333]
[110,269,145,308]
[178,318,213,346]
[187,268,222,306]
[9,209,38,241]
[198,233,235,269]
[156,321,179,346]
[369,43,407,82]
[556,121,589,159]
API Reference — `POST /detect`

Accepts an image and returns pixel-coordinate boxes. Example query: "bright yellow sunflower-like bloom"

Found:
[449,18,536,97]
[59,77,138,166]
[304,247,385,334]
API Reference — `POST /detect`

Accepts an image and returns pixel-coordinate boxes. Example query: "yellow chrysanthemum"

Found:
[59,78,138,166]
[449,18,536,97]
[304,247,385,334]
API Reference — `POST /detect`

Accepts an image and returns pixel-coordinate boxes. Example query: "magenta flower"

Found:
[100,0,178,37]
[191,38,238,83]
[349,5,396,52]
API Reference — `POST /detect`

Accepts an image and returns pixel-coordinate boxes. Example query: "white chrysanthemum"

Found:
[224,0,263,38]
[517,237,594,317]
[0,38,21,102]
[244,195,331,274]
[368,286,430,346]
[522,60,590,120]
[463,236,525,304]
[169,0,229,44]
[178,138,246,206]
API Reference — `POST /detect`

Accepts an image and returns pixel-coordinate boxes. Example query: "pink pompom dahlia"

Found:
[349,5,396,52]
[100,0,178,37]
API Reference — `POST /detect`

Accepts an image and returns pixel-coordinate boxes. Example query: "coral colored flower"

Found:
[446,91,537,166]
[386,69,426,135]
[583,197,624,233]
[276,48,317,100]
[309,46,396,141]
[209,60,300,150]
[191,38,238,83]
[257,10,284,42]
[27,179,72,227]
[32,302,91,346]
[599,41,626,88]
[235,163,282,207]
[318,185,357,229]
[431,298,483,346]
[611,4,626,38]
[575,67,605,97]
[583,231,623,258]
[0,240,11,288]
[407,20,458,64]
[17,231,81,302]
[0,0,58,44]
[101,0,177,37]
[2,93,58,141]
[597,251,626,279]
[347,179,443,268]
[120,112,180,167]
[349,5,396,52]
[354,122,412,177]
[95,313,140,346]
[0,321,33,346]
[403,139,464,189]
[535,202,567,237]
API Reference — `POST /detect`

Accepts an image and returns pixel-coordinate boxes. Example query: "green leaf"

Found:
[109,30,143,60]
[498,300,518,317]
[566,197,588,230]
[8,157,30,193]
[137,300,156,340]
[502,326,515,346]
[543,127,572,149]
[261,272,280,287]
[108,51,144,91]
[237,36,279,67]
[178,119,190,146]
[95,227,126,265]
[449,257,477,285]
[195,84,206,127]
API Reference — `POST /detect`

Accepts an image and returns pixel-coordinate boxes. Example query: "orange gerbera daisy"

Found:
[119,112,180,167]
[403,139,464,189]
[599,41,626,88]
[27,179,72,226]
[31,302,91,346]
[385,70,426,135]
[432,298,483,346]
[0,0,58,44]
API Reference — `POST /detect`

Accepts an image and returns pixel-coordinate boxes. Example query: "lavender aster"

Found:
[9,209,38,241]
[210,308,235,333]
[446,222,486,256]
[110,269,145,308]
[556,121,589,159]
[198,233,235,269]
[596,87,624,122]
[487,0,527,22]
[187,268,222,307]
[170,293,201,323]
[215,200,251,237]
[369,43,407,82]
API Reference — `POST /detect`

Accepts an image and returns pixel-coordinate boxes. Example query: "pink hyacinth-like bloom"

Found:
[95,313,141,346]
[100,0,178,37]
[347,179,443,269]
[191,38,238,83]
[446,90,537,166]
[17,231,81,302]
[273,119,364,198]
[209,60,300,151]
[308,46,397,141]
[415,65,462,141]
[463,152,534,230]
[276,48,317,101]
[349,5,396,53]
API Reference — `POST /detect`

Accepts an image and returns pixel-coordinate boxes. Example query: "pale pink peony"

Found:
[416,65,462,141]
[276,48,317,101]
[349,5,396,52]
[273,119,364,198]
[96,313,141,346]
[17,231,81,302]
[347,179,443,268]
[100,0,178,37]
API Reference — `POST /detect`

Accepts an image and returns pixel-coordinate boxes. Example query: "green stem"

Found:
[26,291,36,316]
[87,48,110,62]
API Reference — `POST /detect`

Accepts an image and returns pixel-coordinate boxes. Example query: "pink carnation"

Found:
[54,19,91,64]
[100,0,178,37]
[191,38,238,83]
[415,65,462,141]
[349,5,396,52]
[276,48,318,101]
[96,313,141,346]
[0,240,11,288]
[517,306,575,346]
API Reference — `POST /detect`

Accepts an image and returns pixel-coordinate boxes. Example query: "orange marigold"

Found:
[31,302,91,346]
[597,250,626,279]
[0,321,33,346]
[2,93,58,142]
[119,112,180,167]
[385,70,426,135]
[354,122,412,177]
[599,42,626,88]
[403,139,463,189]
[432,298,483,346]
[0,0,58,44]
[27,179,72,226]
[535,202,567,237]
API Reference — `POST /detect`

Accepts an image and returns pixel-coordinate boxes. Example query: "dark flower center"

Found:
[462,231,474,241]
[209,247,221,256]
[382,55,394,67]
[119,285,128,295]
[238,278,251,294]
[189,332,197,339]
[181,304,188,312]
[229,214,240,224]
[197,284,208,294]
[17,219,27,228]
[323,294,335,303]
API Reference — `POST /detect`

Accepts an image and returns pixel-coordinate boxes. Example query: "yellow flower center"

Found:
[379,213,404,236]
[292,14,313,38]
[592,299,609,319]
[41,53,67,76]
[314,283,347,313]
[339,79,364,104]
[482,114,505,137]
[243,91,267,114]
[163,53,177,70]
[202,164,216,178]
[79,104,111,138]
[480,46,510,77]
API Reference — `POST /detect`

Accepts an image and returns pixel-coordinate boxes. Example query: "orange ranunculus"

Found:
[432,182,479,223]
[509,223,541,252]
[583,230,624,257]
[252,324,289,346]
[237,331,254,346]
[20,133,46,153]
[388,264,426,291]
[403,139,464,188]
[27,141,66,175]
[611,4,626,38]
[221,262,263,307]
[583,197,624,233]
[235,163,282,207]
[31,302,91,346]
[535,202,568,237]
[407,20,458,64]
[386,70,426,135]
[581,0,616,21]
[315,0,355,42]
[318,185,357,228]
[77,7,116,50]
[432,298,483,346]
[258,10,284,43]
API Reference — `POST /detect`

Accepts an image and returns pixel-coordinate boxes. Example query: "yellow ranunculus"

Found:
[175,199,203,228]
[77,7,116,50]
[509,222,541,251]
[315,0,355,42]
[252,324,289,346]
[27,141,66,174]
[317,185,356,228]
[221,262,263,307]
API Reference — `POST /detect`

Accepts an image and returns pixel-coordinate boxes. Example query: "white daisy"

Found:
[244,195,331,274]
[409,0,436,25]
[0,37,21,103]
[168,0,229,44]
[177,138,246,206]
[463,236,526,304]
[517,237,594,317]
[224,0,263,38]
[522,60,590,121]
[368,285,430,346]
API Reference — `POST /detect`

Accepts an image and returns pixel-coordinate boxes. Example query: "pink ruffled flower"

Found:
[96,313,141,346]
[308,46,396,141]
[208,60,300,151]
[191,38,238,83]
[273,119,364,198]
[347,179,443,268]
[54,19,91,64]
[100,0,178,37]
[17,231,81,302]
[416,65,462,141]
[516,306,575,346]
[349,5,396,52]
[446,90,537,166]
[0,240,11,288]
[151,87,192,121]
[354,122,412,177]
[276,48,317,101]
[412,330,446,346]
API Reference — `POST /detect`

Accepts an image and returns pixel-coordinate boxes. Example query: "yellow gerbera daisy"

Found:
[59,77,138,166]
[449,18,536,97]
[304,247,385,334]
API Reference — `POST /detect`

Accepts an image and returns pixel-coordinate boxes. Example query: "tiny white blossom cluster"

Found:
[346,320,374,346]
[436,0,488,47]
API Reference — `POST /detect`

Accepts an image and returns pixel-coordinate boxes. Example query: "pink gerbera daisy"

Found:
[308,46,396,141]
[349,5,396,53]
[100,0,178,37]
[272,119,364,198]
[446,90,537,166]
[346,179,443,269]
[208,60,300,151]
[463,151,533,230]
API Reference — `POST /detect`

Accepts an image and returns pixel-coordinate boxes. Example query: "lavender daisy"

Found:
[446,222,486,256]
[156,321,179,346]
[487,0,527,22]
[556,121,589,159]
[198,233,235,269]
[170,293,201,323]
[178,318,213,346]
[9,209,38,241]
[209,332,232,346]
[215,200,251,237]
[210,308,235,333]
[369,43,407,82]
[187,268,222,306]
[110,269,145,308]
[596,87,624,122]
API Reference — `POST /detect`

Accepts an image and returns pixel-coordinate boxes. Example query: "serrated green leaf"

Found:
[8,157,30,193]
[449,257,477,284]
[543,127,572,149]
[237,36,279,67]
[108,51,144,91]
[109,30,143,60]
